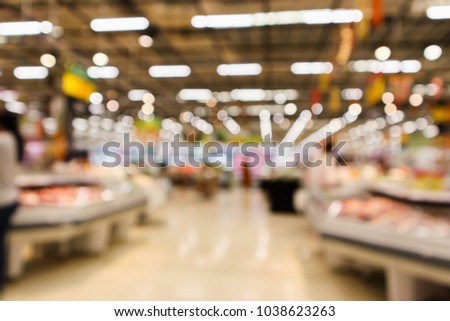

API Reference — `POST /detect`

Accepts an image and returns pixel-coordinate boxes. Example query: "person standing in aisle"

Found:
[0,110,23,296]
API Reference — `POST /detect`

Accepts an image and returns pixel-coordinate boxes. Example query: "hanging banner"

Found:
[62,63,96,102]
[356,0,370,40]
[431,102,450,124]
[365,74,386,106]
[372,0,383,27]
[319,73,331,93]
[389,74,413,106]
[329,86,341,113]
[310,88,321,105]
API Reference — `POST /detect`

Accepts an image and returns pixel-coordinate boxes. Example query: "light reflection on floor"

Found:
[4,188,384,300]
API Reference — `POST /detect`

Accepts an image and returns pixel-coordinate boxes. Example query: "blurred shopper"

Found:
[0,110,23,295]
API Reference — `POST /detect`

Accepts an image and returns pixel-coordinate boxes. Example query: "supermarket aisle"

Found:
[4,188,384,300]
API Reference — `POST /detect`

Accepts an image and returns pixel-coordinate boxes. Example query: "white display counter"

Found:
[7,181,148,279]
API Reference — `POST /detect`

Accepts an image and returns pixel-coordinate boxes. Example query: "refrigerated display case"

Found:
[303,187,450,300]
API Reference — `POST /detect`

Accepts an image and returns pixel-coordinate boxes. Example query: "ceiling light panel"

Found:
[90,17,149,32]
[149,65,191,78]
[217,63,262,76]
[192,9,363,29]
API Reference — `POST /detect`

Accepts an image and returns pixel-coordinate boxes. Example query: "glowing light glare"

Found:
[217,110,228,121]
[191,9,363,29]
[424,45,442,61]
[401,60,422,73]
[403,121,417,135]
[90,17,149,32]
[106,100,119,112]
[291,62,333,75]
[376,117,387,129]
[273,113,284,124]
[375,46,391,61]
[138,35,153,48]
[416,118,428,130]
[89,92,103,105]
[311,103,323,115]
[93,52,109,66]
[40,54,56,68]
[348,103,362,116]
[178,89,212,101]
[230,89,266,101]
[384,103,397,115]
[0,21,53,36]
[149,65,191,78]
[180,111,193,123]
[349,59,421,73]
[142,92,155,105]
[389,125,402,138]
[128,89,148,101]
[427,6,450,20]
[409,93,423,107]
[223,117,240,135]
[0,90,18,102]
[5,101,26,114]
[300,110,312,121]
[217,63,262,76]
[423,125,439,138]
[87,66,119,79]
[274,93,287,104]
[382,92,394,104]
[341,88,363,100]
[284,103,297,115]
[89,104,105,115]
[141,103,154,115]
[13,66,48,79]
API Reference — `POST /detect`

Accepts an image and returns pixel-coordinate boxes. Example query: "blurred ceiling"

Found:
[0,0,449,120]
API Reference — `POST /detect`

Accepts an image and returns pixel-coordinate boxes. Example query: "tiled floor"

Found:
[4,188,385,300]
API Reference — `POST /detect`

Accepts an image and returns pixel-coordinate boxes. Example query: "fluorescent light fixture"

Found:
[0,21,53,36]
[87,66,119,79]
[149,65,191,78]
[90,17,149,32]
[230,89,266,101]
[281,111,312,144]
[401,60,421,73]
[427,6,450,20]
[223,117,240,135]
[424,45,442,61]
[284,103,297,115]
[93,52,109,66]
[192,9,363,29]
[128,89,149,101]
[291,62,333,75]
[178,89,212,102]
[217,63,262,76]
[89,92,103,105]
[341,88,363,100]
[0,90,18,102]
[40,54,56,68]
[5,101,26,114]
[14,66,48,79]
[374,46,391,61]
[349,60,421,73]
